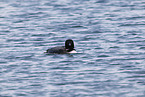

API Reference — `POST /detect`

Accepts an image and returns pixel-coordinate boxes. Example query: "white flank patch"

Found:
[68,50,77,53]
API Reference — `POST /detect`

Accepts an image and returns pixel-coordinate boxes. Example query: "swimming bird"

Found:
[45,39,77,54]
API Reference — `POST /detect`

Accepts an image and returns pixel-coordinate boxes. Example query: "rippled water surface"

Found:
[1,0,145,97]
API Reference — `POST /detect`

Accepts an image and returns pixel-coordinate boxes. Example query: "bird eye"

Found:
[69,43,71,46]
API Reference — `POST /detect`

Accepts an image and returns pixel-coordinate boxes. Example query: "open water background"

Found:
[0,0,145,97]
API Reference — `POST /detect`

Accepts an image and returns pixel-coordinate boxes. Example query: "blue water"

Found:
[0,0,145,97]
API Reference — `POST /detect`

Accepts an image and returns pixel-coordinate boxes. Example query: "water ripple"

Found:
[1,0,145,97]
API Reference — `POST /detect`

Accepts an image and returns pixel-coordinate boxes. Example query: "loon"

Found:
[46,39,77,54]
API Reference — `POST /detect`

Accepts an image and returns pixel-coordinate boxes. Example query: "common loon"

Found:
[46,39,77,54]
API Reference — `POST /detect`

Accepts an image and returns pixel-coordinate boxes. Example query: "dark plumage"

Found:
[46,39,76,54]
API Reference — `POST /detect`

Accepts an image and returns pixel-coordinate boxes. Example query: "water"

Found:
[0,0,145,97]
